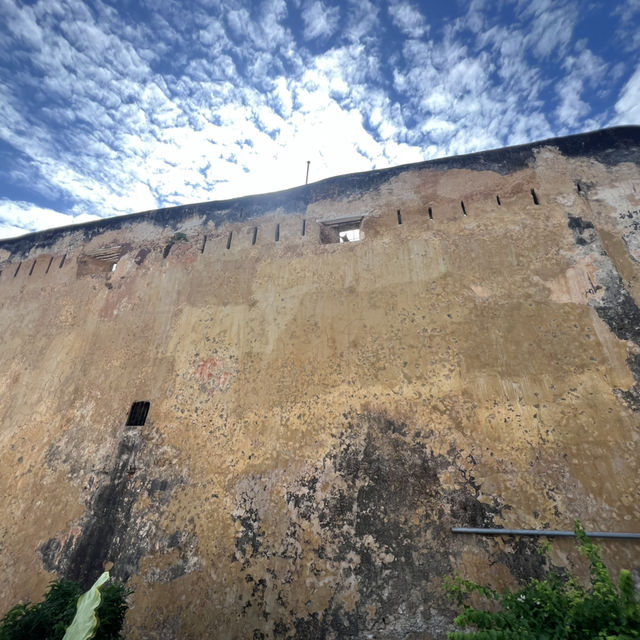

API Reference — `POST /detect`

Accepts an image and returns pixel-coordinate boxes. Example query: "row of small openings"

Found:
[172,185,544,254]
[221,219,295,250]
[219,217,362,249]
[395,188,541,222]
[2,254,66,279]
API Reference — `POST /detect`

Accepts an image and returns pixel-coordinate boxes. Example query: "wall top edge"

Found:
[1,125,639,257]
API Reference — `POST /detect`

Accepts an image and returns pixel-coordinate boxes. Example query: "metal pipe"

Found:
[452,527,640,539]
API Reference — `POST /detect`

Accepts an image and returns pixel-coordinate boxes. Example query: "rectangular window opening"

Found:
[461,201,467,216]
[302,219,306,236]
[126,401,150,426]
[531,188,539,205]
[397,210,403,225]
[275,224,280,242]
[252,227,258,245]
[319,216,363,244]
[428,207,433,220]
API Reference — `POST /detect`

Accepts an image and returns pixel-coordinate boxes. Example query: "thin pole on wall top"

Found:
[306,161,310,185]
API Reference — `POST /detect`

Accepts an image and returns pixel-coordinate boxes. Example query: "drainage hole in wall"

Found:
[127,401,150,426]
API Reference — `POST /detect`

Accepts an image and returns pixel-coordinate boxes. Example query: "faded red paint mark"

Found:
[194,356,235,392]
[168,241,198,266]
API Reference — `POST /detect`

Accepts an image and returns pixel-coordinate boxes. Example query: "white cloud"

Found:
[0,199,100,237]
[516,0,578,59]
[613,66,640,124]
[555,47,607,128]
[613,0,640,52]
[301,1,340,40]
[388,0,428,39]
[343,0,380,43]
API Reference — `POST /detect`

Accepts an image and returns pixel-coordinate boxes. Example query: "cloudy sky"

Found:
[1,0,639,239]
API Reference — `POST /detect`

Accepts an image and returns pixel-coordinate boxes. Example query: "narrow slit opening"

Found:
[428,207,433,220]
[201,235,207,253]
[576,182,583,194]
[461,201,467,216]
[275,224,280,242]
[531,188,539,205]
[496,195,501,206]
[397,210,402,225]
[226,231,233,250]
[302,219,306,236]
[28,260,37,276]
[59,254,66,269]
[252,227,258,245]
[14,262,21,277]
[45,257,54,274]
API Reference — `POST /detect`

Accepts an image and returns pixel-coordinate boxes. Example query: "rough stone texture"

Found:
[1,127,640,639]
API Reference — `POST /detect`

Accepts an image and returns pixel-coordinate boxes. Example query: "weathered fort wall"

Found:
[1,126,640,639]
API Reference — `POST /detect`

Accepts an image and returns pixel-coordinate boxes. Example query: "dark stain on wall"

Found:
[617,354,640,412]
[41,422,199,588]
[567,213,640,413]
[229,410,546,639]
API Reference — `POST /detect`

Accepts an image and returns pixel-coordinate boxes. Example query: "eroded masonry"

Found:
[1,127,640,639]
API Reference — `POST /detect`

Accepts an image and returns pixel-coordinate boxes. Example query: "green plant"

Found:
[63,572,109,640]
[445,522,640,639]
[0,573,129,640]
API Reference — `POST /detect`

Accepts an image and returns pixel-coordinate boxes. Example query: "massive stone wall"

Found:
[0,127,639,639]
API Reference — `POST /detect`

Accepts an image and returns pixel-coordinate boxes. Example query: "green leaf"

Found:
[62,572,110,640]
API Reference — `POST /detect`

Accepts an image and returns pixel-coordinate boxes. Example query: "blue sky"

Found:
[1,0,639,239]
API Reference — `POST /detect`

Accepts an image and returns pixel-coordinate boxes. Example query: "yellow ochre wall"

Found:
[1,128,640,639]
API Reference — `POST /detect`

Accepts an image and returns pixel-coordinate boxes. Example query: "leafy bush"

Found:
[0,574,129,640]
[445,522,640,639]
